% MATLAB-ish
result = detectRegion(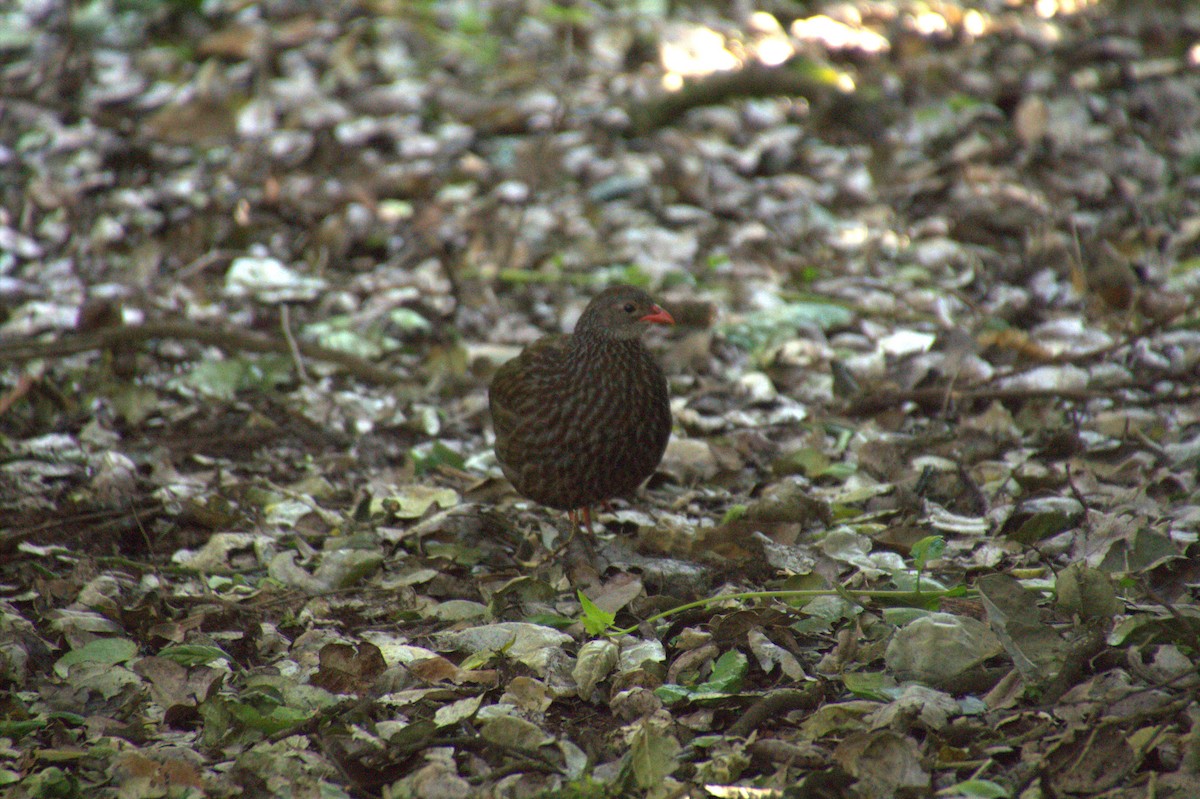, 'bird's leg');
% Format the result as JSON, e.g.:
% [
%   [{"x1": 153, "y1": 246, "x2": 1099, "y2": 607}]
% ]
[
  {"x1": 558, "y1": 509, "x2": 580, "y2": 552},
  {"x1": 567, "y1": 507, "x2": 595, "y2": 535},
  {"x1": 560, "y1": 506, "x2": 601, "y2": 586}
]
